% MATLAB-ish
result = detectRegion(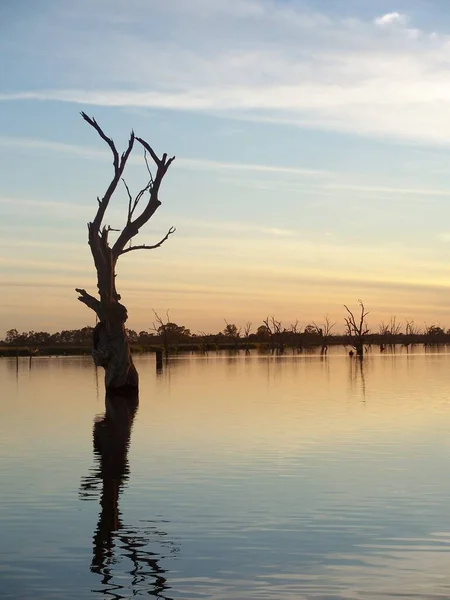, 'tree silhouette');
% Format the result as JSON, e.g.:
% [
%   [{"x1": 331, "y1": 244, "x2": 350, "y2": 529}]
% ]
[
  {"x1": 75, "y1": 113, "x2": 175, "y2": 391},
  {"x1": 344, "y1": 300, "x2": 369, "y2": 358}
]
